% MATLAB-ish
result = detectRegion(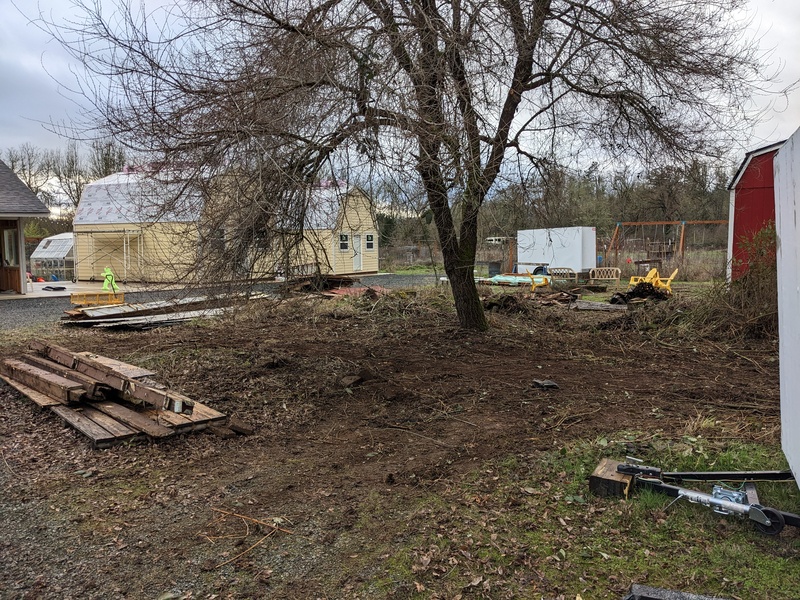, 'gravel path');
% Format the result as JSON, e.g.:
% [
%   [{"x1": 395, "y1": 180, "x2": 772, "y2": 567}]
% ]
[{"x1": 0, "y1": 274, "x2": 441, "y2": 331}]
